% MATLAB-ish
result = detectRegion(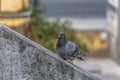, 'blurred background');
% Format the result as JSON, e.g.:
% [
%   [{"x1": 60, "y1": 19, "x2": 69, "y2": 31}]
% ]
[{"x1": 0, "y1": 0, "x2": 120, "y2": 80}]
